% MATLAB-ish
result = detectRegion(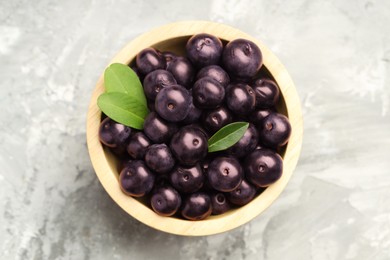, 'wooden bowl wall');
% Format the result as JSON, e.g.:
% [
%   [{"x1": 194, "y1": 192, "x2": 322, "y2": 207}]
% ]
[{"x1": 86, "y1": 21, "x2": 303, "y2": 236}]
